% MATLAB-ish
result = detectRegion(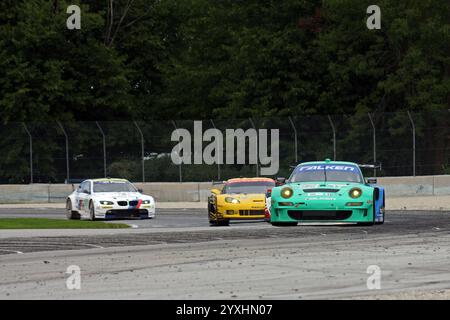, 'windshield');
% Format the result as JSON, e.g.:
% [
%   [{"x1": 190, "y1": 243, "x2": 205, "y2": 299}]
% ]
[
  {"x1": 289, "y1": 164, "x2": 363, "y2": 183},
  {"x1": 93, "y1": 181, "x2": 137, "y2": 193},
  {"x1": 222, "y1": 181, "x2": 275, "y2": 194}
]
